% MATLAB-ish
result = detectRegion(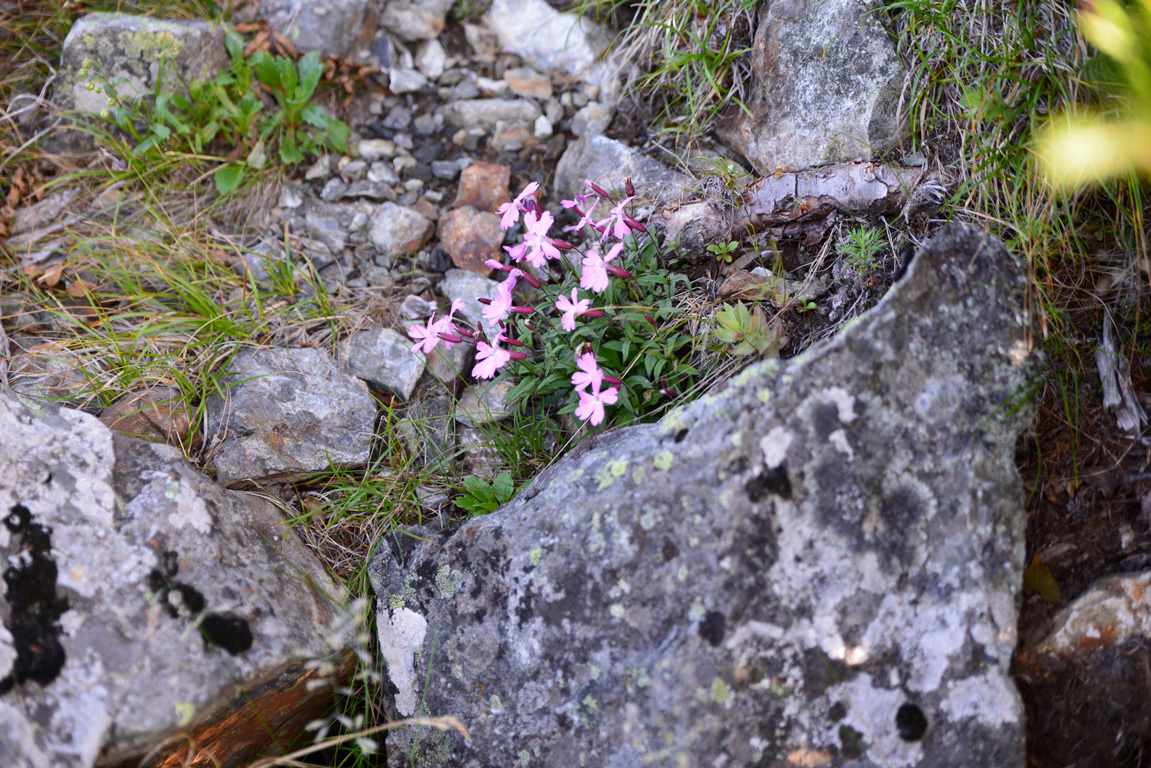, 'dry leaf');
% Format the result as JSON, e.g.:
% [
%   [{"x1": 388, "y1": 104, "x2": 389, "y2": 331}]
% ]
[
  {"x1": 38, "y1": 263, "x2": 65, "y2": 287},
  {"x1": 1023, "y1": 554, "x2": 1062, "y2": 603},
  {"x1": 65, "y1": 278, "x2": 93, "y2": 298}
]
